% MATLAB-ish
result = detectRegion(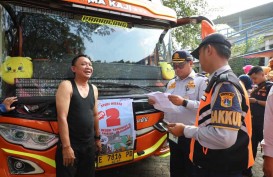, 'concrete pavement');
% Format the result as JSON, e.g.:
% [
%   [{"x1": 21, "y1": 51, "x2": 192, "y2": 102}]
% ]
[
  {"x1": 252, "y1": 146, "x2": 264, "y2": 177},
  {"x1": 96, "y1": 147, "x2": 264, "y2": 177}
]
